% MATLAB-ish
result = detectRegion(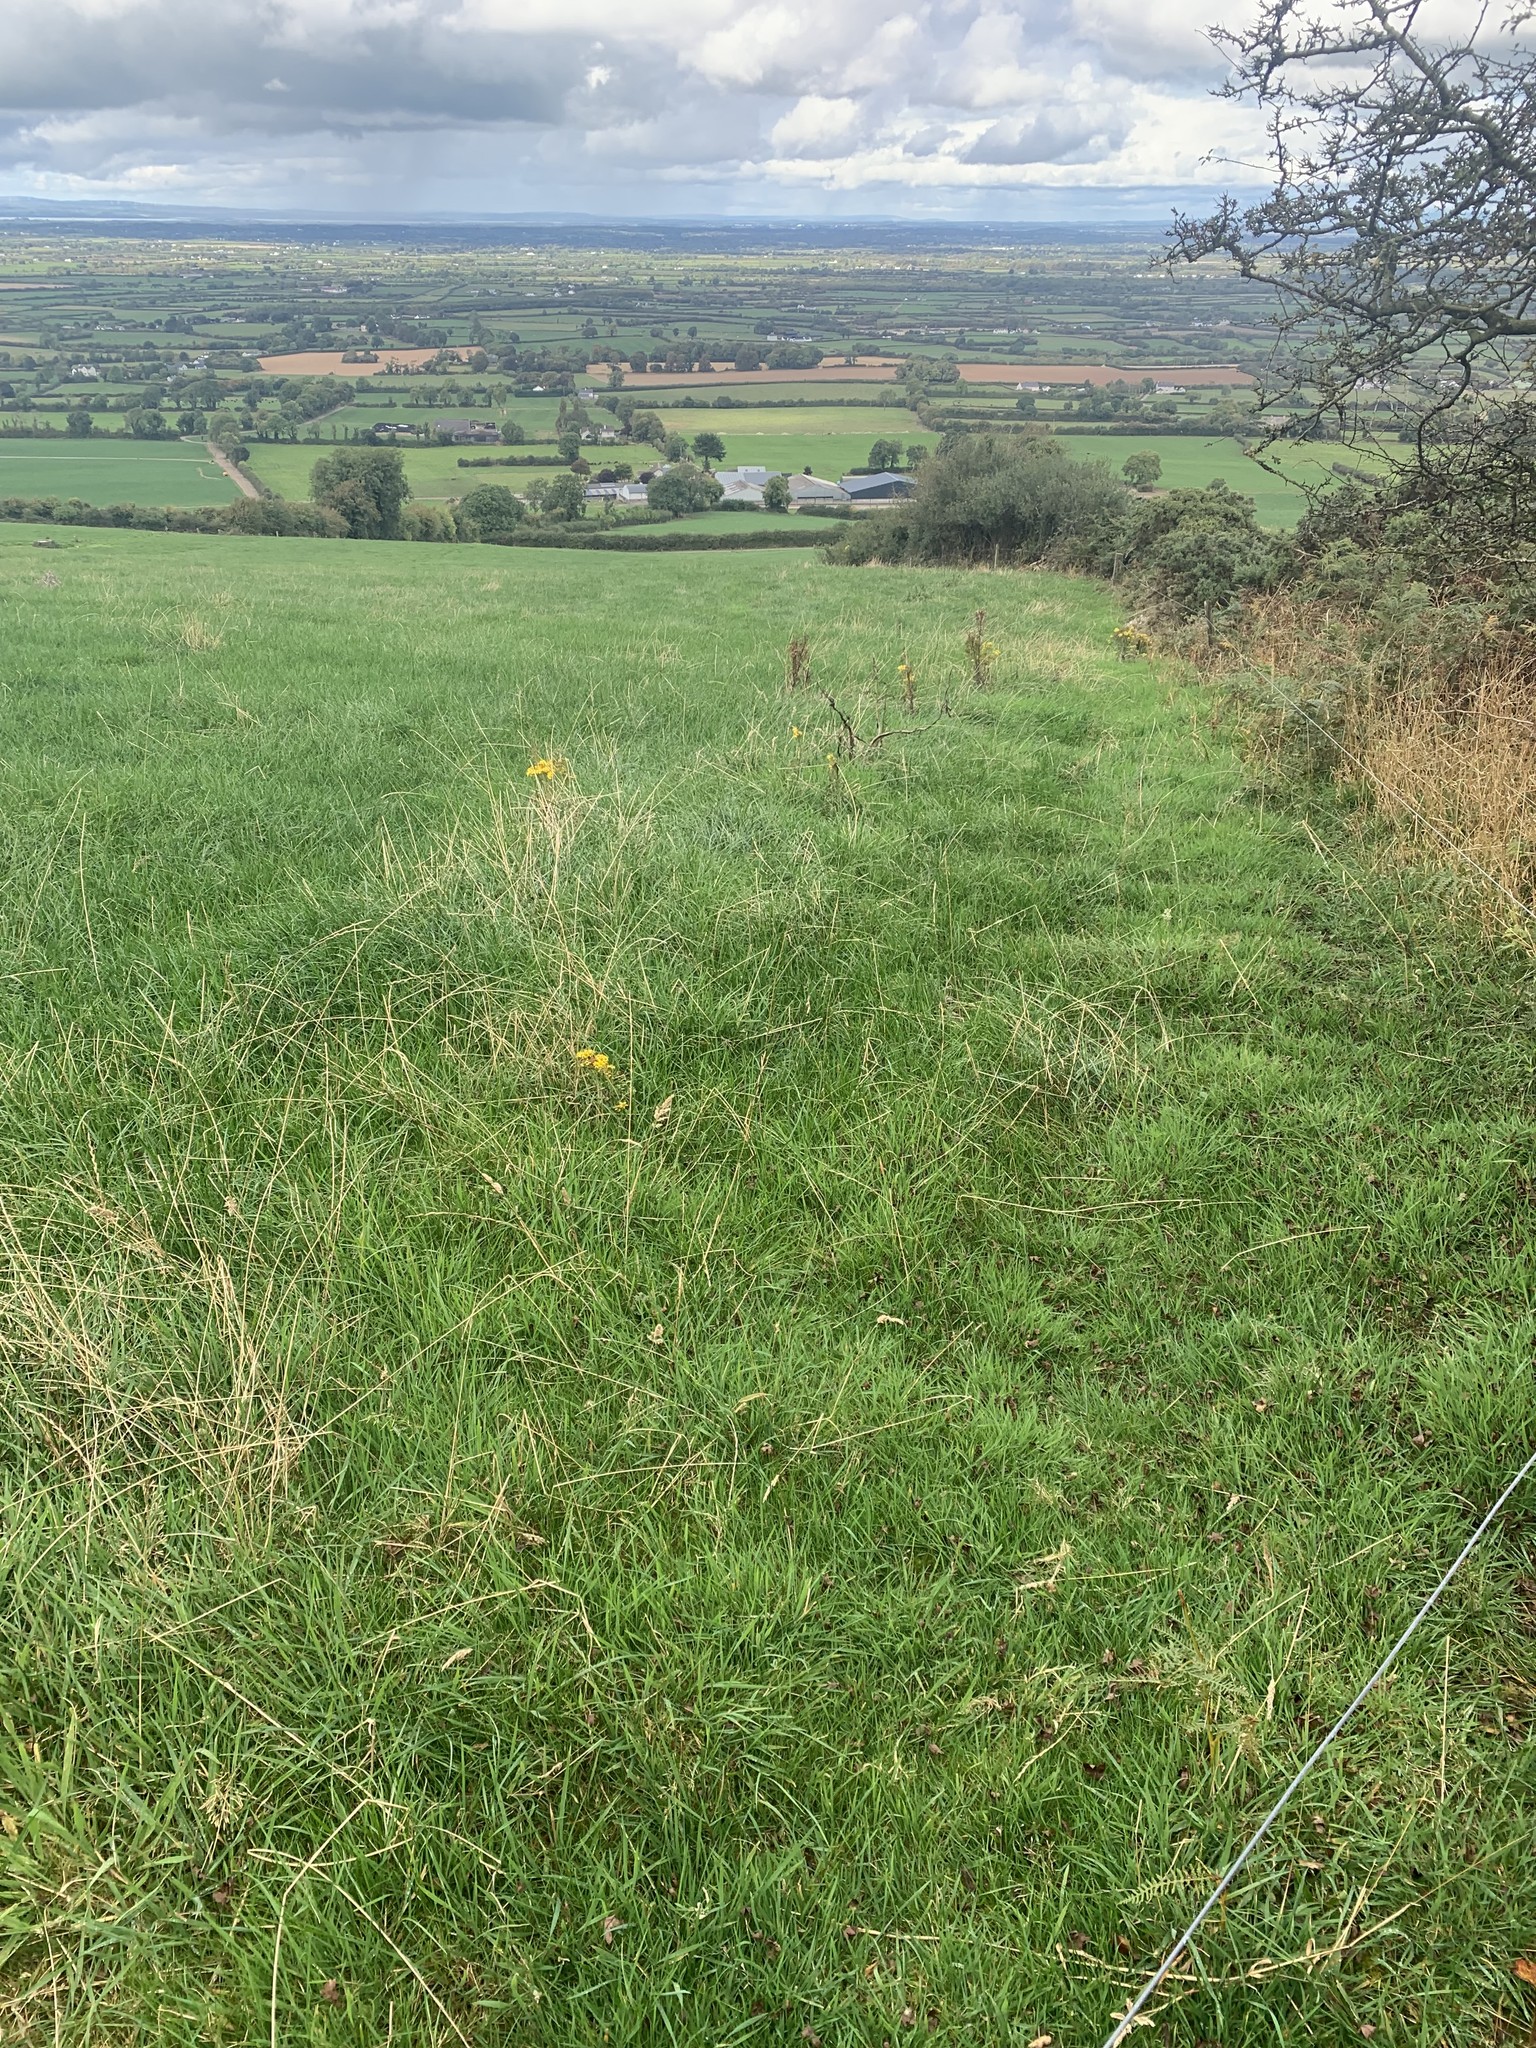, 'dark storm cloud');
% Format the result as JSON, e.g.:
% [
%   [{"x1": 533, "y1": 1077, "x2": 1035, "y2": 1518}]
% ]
[{"x1": 1, "y1": 0, "x2": 577, "y2": 128}]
